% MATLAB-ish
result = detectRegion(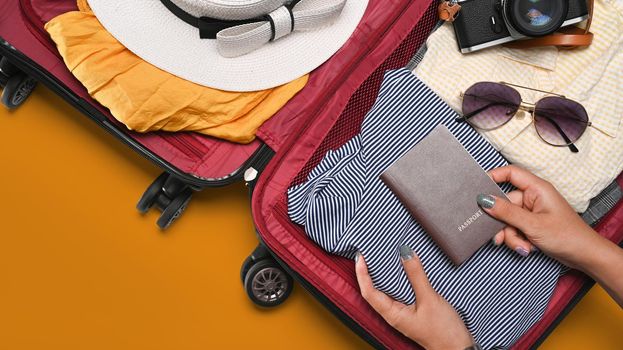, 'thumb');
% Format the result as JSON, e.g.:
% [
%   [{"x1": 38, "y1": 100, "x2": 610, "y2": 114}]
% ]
[{"x1": 477, "y1": 194, "x2": 537, "y2": 233}]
